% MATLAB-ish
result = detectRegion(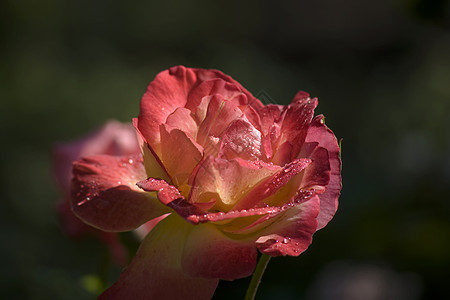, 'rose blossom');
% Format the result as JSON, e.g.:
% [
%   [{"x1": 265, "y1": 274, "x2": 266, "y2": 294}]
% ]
[{"x1": 70, "y1": 66, "x2": 341, "y2": 299}]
